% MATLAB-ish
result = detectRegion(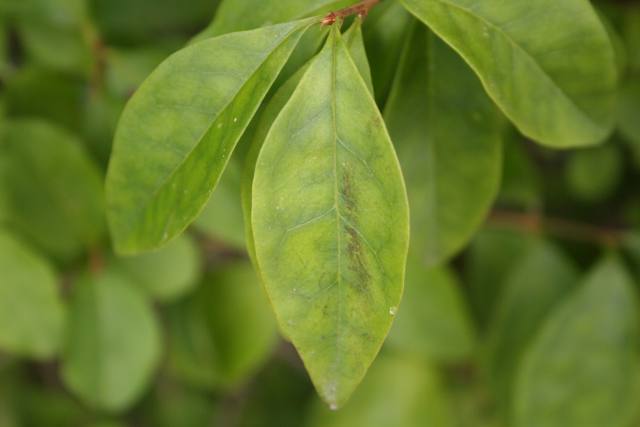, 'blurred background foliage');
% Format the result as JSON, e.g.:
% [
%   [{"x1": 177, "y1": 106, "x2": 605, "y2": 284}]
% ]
[{"x1": 0, "y1": 0, "x2": 640, "y2": 426}]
